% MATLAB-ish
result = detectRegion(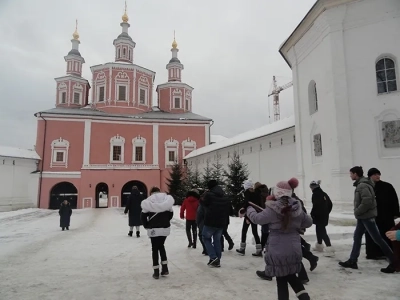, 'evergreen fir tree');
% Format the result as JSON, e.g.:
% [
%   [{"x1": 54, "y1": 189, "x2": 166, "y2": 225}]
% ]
[
  {"x1": 224, "y1": 151, "x2": 249, "y2": 215},
  {"x1": 212, "y1": 154, "x2": 226, "y2": 188},
  {"x1": 201, "y1": 159, "x2": 214, "y2": 189},
  {"x1": 166, "y1": 161, "x2": 186, "y2": 205}
]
